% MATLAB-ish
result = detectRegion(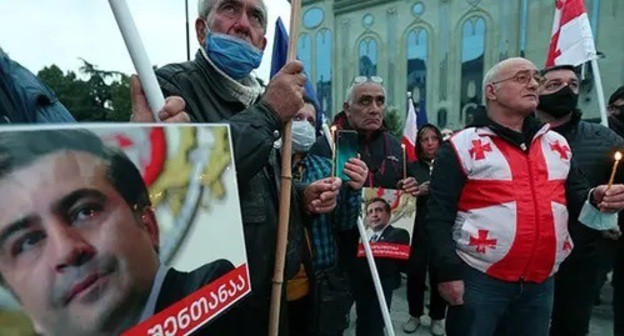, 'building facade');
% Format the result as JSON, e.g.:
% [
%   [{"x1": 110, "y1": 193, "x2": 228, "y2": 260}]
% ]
[{"x1": 298, "y1": 0, "x2": 624, "y2": 130}]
